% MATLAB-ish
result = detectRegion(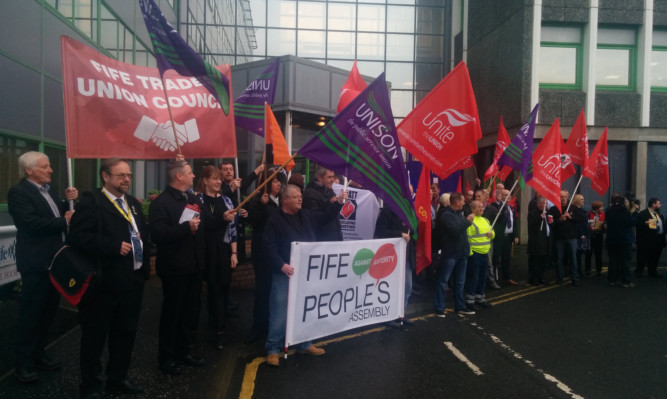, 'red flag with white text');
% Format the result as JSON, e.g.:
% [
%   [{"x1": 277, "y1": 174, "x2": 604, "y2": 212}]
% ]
[
  {"x1": 415, "y1": 165, "x2": 432, "y2": 274},
  {"x1": 565, "y1": 109, "x2": 589, "y2": 168},
  {"x1": 583, "y1": 128, "x2": 609, "y2": 196},
  {"x1": 397, "y1": 62, "x2": 481, "y2": 178},
  {"x1": 61, "y1": 36, "x2": 236, "y2": 159},
  {"x1": 337, "y1": 61, "x2": 367, "y2": 113},
  {"x1": 483, "y1": 116, "x2": 512, "y2": 181},
  {"x1": 527, "y1": 119, "x2": 564, "y2": 211}
]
